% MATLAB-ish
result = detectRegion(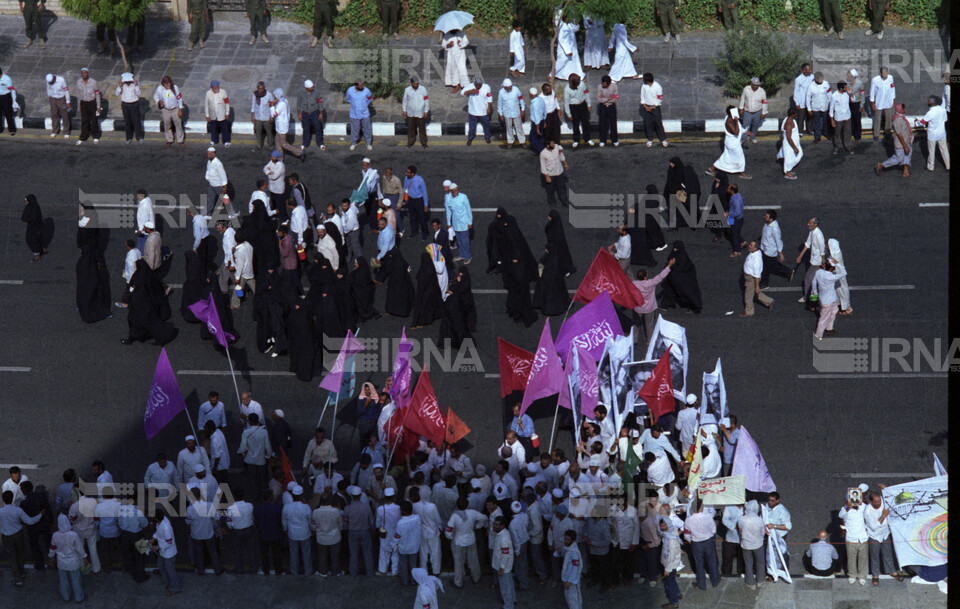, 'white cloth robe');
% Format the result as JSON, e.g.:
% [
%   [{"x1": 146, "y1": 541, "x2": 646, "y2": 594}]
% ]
[
  {"x1": 509, "y1": 29, "x2": 526, "y2": 73},
  {"x1": 607, "y1": 24, "x2": 638, "y2": 82},
  {"x1": 714, "y1": 118, "x2": 746, "y2": 173},
  {"x1": 776, "y1": 117, "x2": 803, "y2": 172},
  {"x1": 443, "y1": 32, "x2": 471, "y2": 88},
  {"x1": 554, "y1": 21, "x2": 584, "y2": 80},
  {"x1": 582, "y1": 16, "x2": 608, "y2": 68}
]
